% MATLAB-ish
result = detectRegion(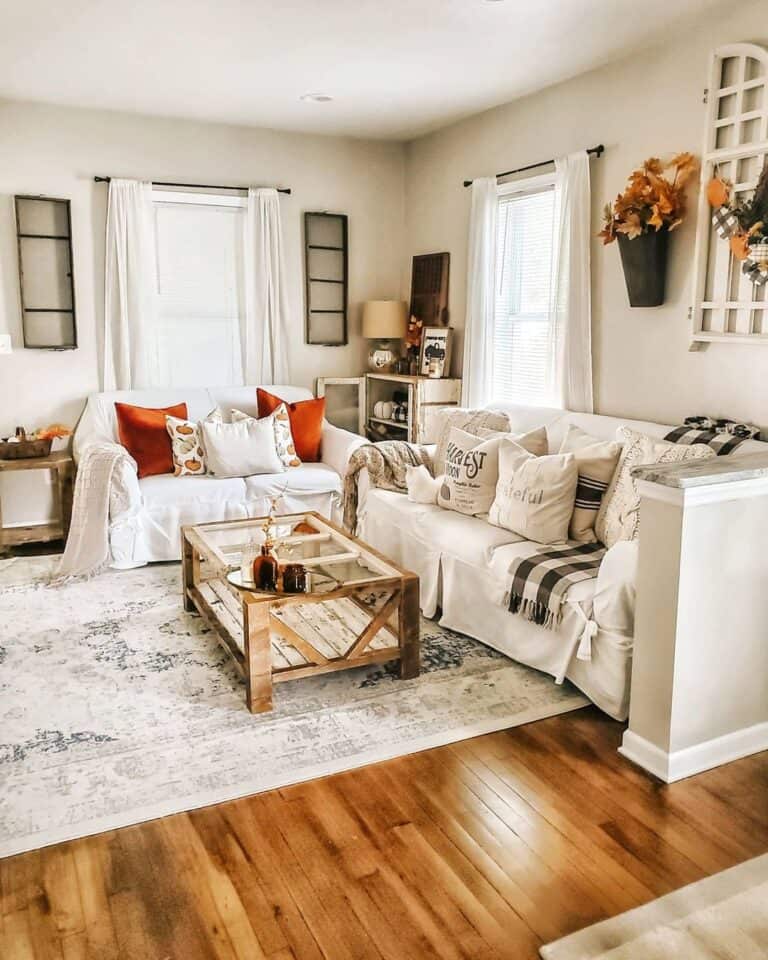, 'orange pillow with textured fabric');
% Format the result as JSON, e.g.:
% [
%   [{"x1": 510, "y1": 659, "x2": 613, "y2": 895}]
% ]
[
  {"x1": 257, "y1": 389, "x2": 325, "y2": 462},
  {"x1": 115, "y1": 401, "x2": 188, "y2": 478}
]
